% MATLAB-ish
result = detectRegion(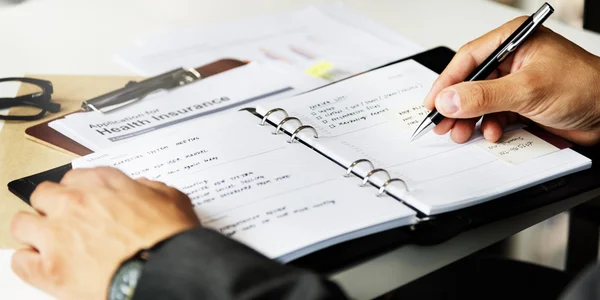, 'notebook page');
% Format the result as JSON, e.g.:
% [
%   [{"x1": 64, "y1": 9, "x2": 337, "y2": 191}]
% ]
[
  {"x1": 203, "y1": 178, "x2": 416, "y2": 262},
  {"x1": 73, "y1": 110, "x2": 417, "y2": 259},
  {"x1": 0, "y1": 250, "x2": 54, "y2": 299},
  {"x1": 255, "y1": 60, "x2": 592, "y2": 215}
]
